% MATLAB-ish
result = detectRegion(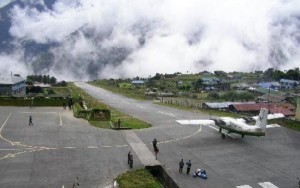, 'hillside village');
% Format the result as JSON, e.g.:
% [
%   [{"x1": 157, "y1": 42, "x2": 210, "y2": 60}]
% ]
[
  {"x1": 91, "y1": 68, "x2": 300, "y2": 120},
  {"x1": 0, "y1": 68, "x2": 300, "y2": 121}
]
